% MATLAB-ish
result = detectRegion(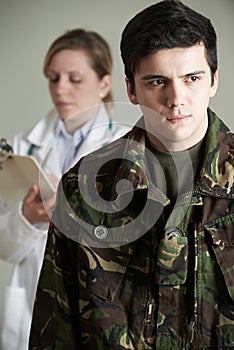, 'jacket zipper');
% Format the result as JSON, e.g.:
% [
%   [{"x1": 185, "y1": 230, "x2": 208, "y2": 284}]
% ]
[
  {"x1": 188, "y1": 227, "x2": 199, "y2": 345},
  {"x1": 145, "y1": 302, "x2": 154, "y2": 324},
  {"x1": 144, "y1": 231, "x2": 157, "y2": 325}
]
